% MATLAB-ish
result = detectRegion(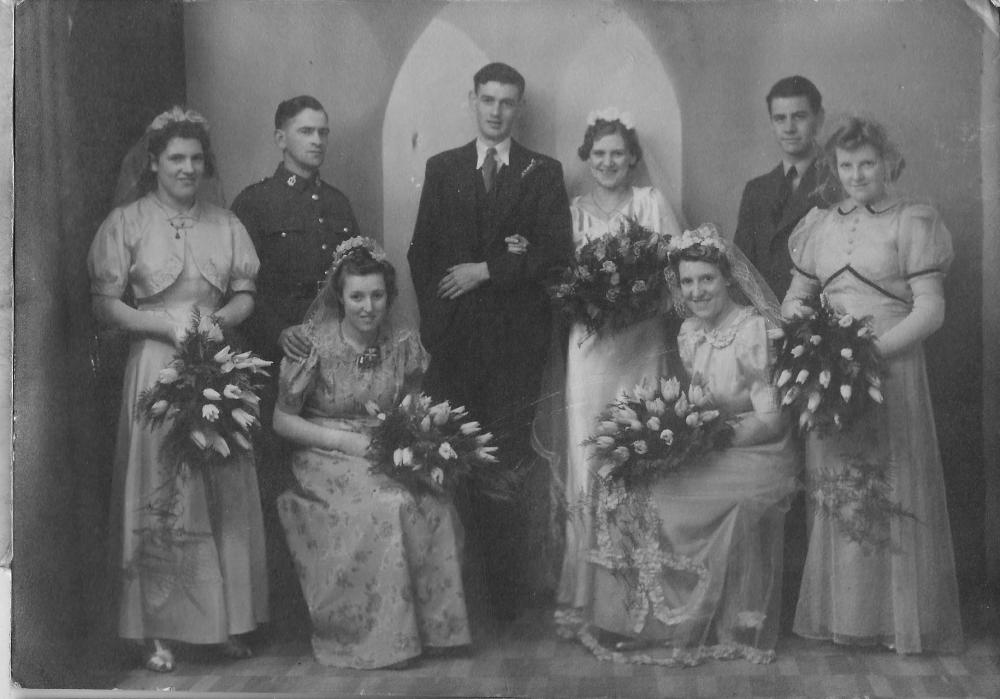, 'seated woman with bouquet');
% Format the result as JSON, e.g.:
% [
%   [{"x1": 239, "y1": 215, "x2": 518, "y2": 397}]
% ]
[
  {"x1": 272, "y1": 237, "x2": 470, "y2": 669},
  {"x1": 87, "y1": 108, "x2": 268, "y2": 672},
  {"x1": 563, "y1": 225, "x2": 798, "y2": 666},
  {"x1": 553, "y1": 109, "x2": 683, "y2": 612},
  {"x1": 784, "y1": 117, "x2": 963, "y2": 654}
]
